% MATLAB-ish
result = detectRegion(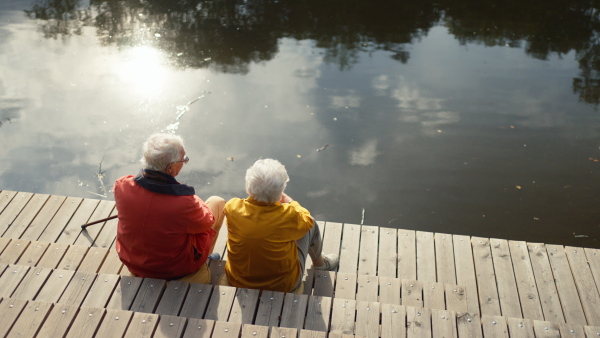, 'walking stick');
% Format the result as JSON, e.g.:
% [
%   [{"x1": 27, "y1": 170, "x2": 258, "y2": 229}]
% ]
[{"x1": 81, "y1": 215, "x2": 118, "y2": 229}]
